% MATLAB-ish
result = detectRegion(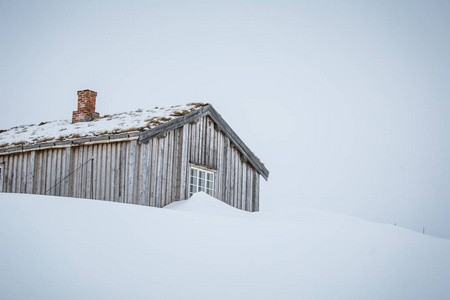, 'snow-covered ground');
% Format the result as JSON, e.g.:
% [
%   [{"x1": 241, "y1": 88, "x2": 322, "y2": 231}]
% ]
[{"x1": 1, "y1": 192, "x2": 449, "y2": 300}]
